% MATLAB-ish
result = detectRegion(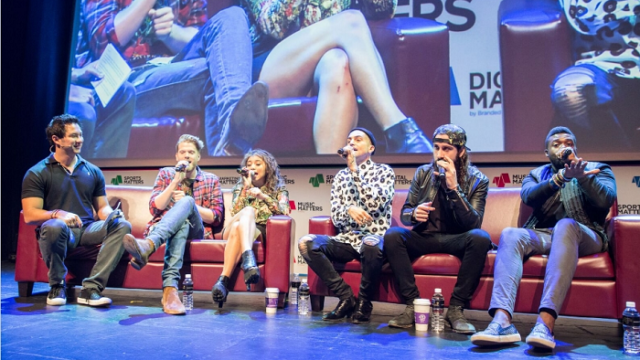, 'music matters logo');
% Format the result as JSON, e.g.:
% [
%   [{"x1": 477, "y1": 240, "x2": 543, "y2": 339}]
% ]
[
  {"x1": 289, "y1": 201, "x2": 296, "y2": 211},
  {"x1": 492, "y1": 172, "x2": 527, "y2": 187},
  {"x1": 492, "y1": 173, "x2": 510, "y2": 187}
]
